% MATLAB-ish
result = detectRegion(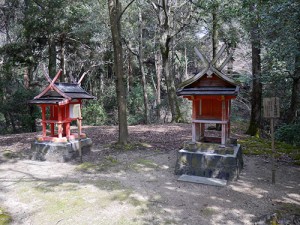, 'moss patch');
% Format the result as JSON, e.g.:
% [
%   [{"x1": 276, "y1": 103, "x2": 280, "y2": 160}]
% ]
[
  {"x1": 130, "y1": 158, "x2": 159, "y2": 172},
  {"x1": 239, "y1": 137, "x2": 300, "y2": 164},
  {"x1": 76, "y1": 156, "x2": 119, "y2": 173},
  {"x1": 2, "y1": 150, "x2": 19, "y2": 159},
  {"x1": 16, "y1": 179, "x2": 145, "y2": 225},
  {"x1": 0, "y1": 208, "x2": 12, "y2": 225}
]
